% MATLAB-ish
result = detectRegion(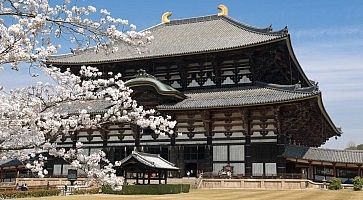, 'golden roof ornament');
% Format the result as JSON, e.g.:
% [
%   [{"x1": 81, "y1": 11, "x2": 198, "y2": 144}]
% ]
[
  {"x1": 161, "y1": 11, "x2": 172, "y2": 24},
  {"x1": 217, "y1": 4, "x2": 228, "y2": 16}
]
